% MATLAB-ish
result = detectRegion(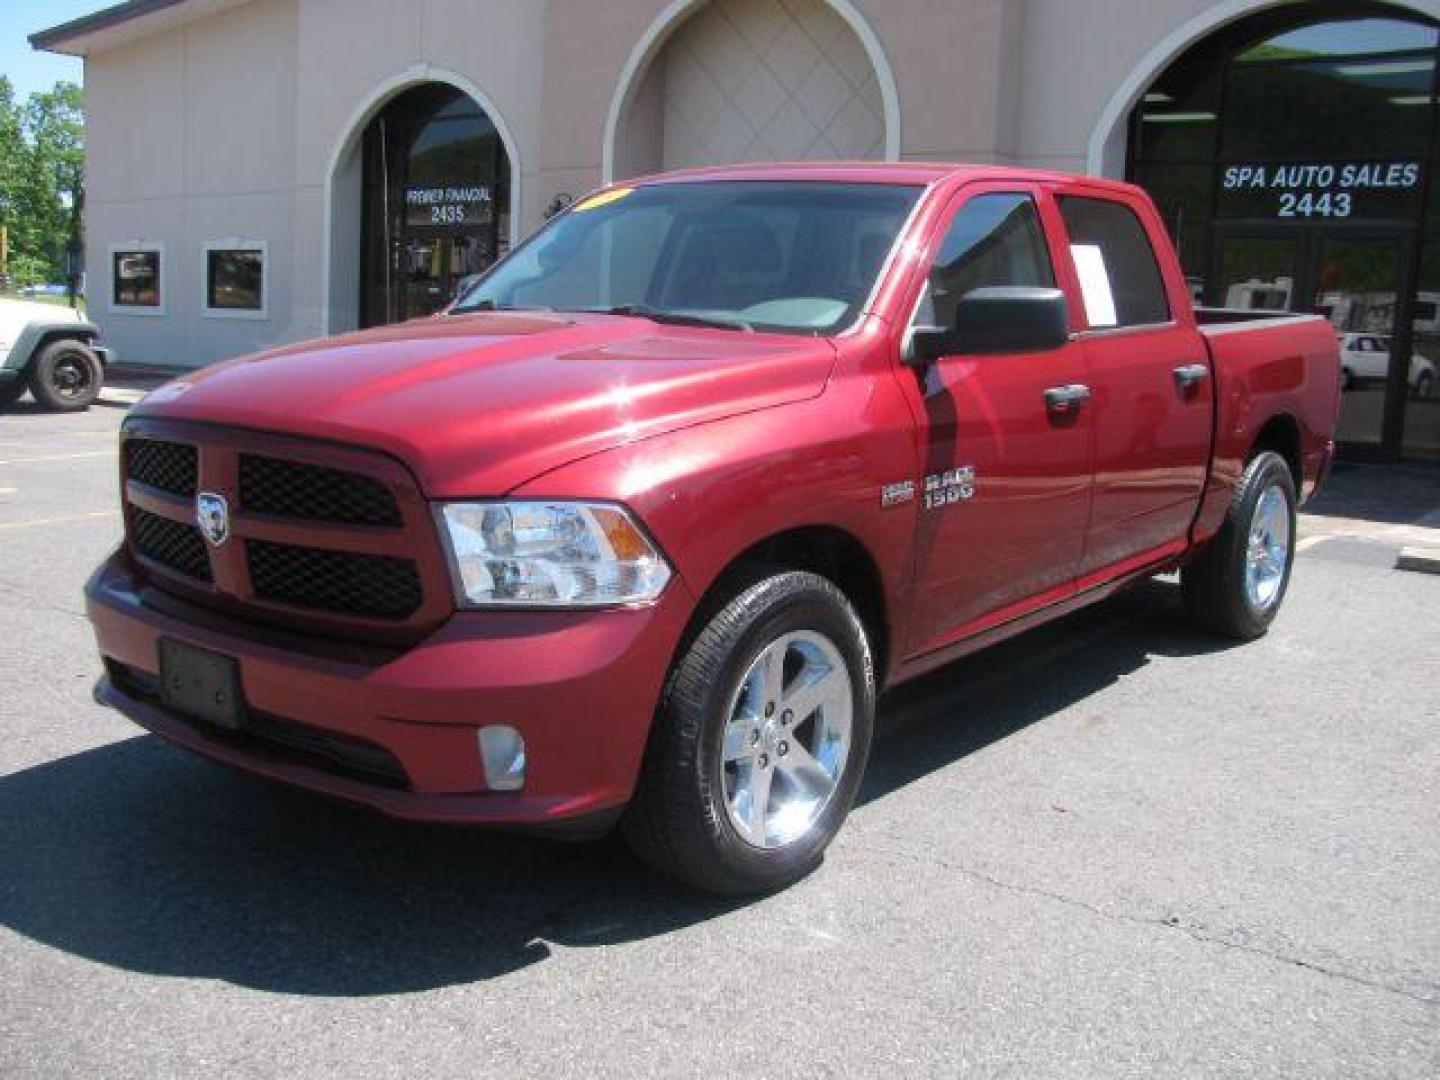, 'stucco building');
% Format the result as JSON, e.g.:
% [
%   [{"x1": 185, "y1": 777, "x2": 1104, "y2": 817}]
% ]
[{"x1": 32, "y1": 0, "x2": 1440, "y2": 458}]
